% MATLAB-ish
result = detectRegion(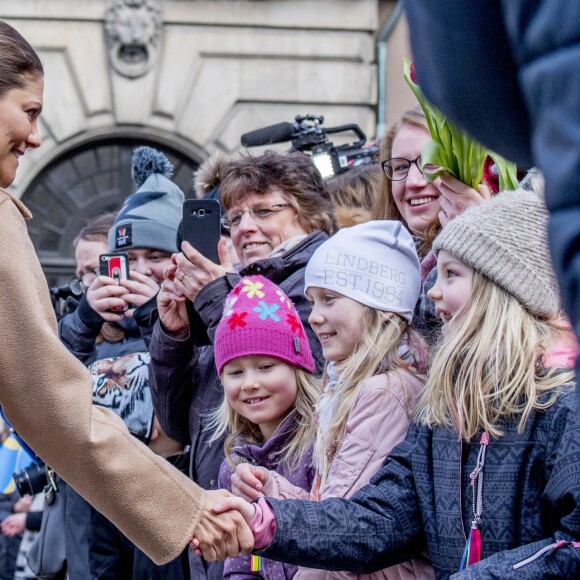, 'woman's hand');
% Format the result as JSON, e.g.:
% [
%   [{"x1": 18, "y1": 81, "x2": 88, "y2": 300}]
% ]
[
  {"x1": 231, "y1": 463, "x2": 269, "y2": 501},
  {"x1": 437, "y1": 173, "x2": 492, "y2": 227},
  {"x1": 173, "y1": 239, "x2": 233, "y2": 303},
  {"x1": 191, "y1": 493, "x2": 256, "y2": 560},
  {"x1": 85, "y1": 275, "x2": 130, "y2": 322},
  {"x1": 191, "y1": 489, "x2": 255, "y2": 561},
  {"x1": 121, "y1": 271, "x2": 161, "y2": 317},
  {"x1": 157, "y1": 263, "x2": 190, "y2": 335}
]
